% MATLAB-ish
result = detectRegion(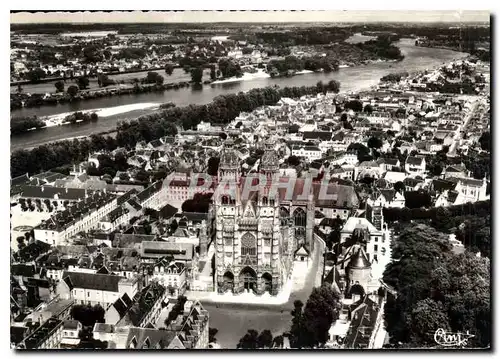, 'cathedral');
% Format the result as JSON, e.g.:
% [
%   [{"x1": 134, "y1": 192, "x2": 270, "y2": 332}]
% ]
[{"x1": 211, "y1": 140, "x2": 359, "y2": 296}]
